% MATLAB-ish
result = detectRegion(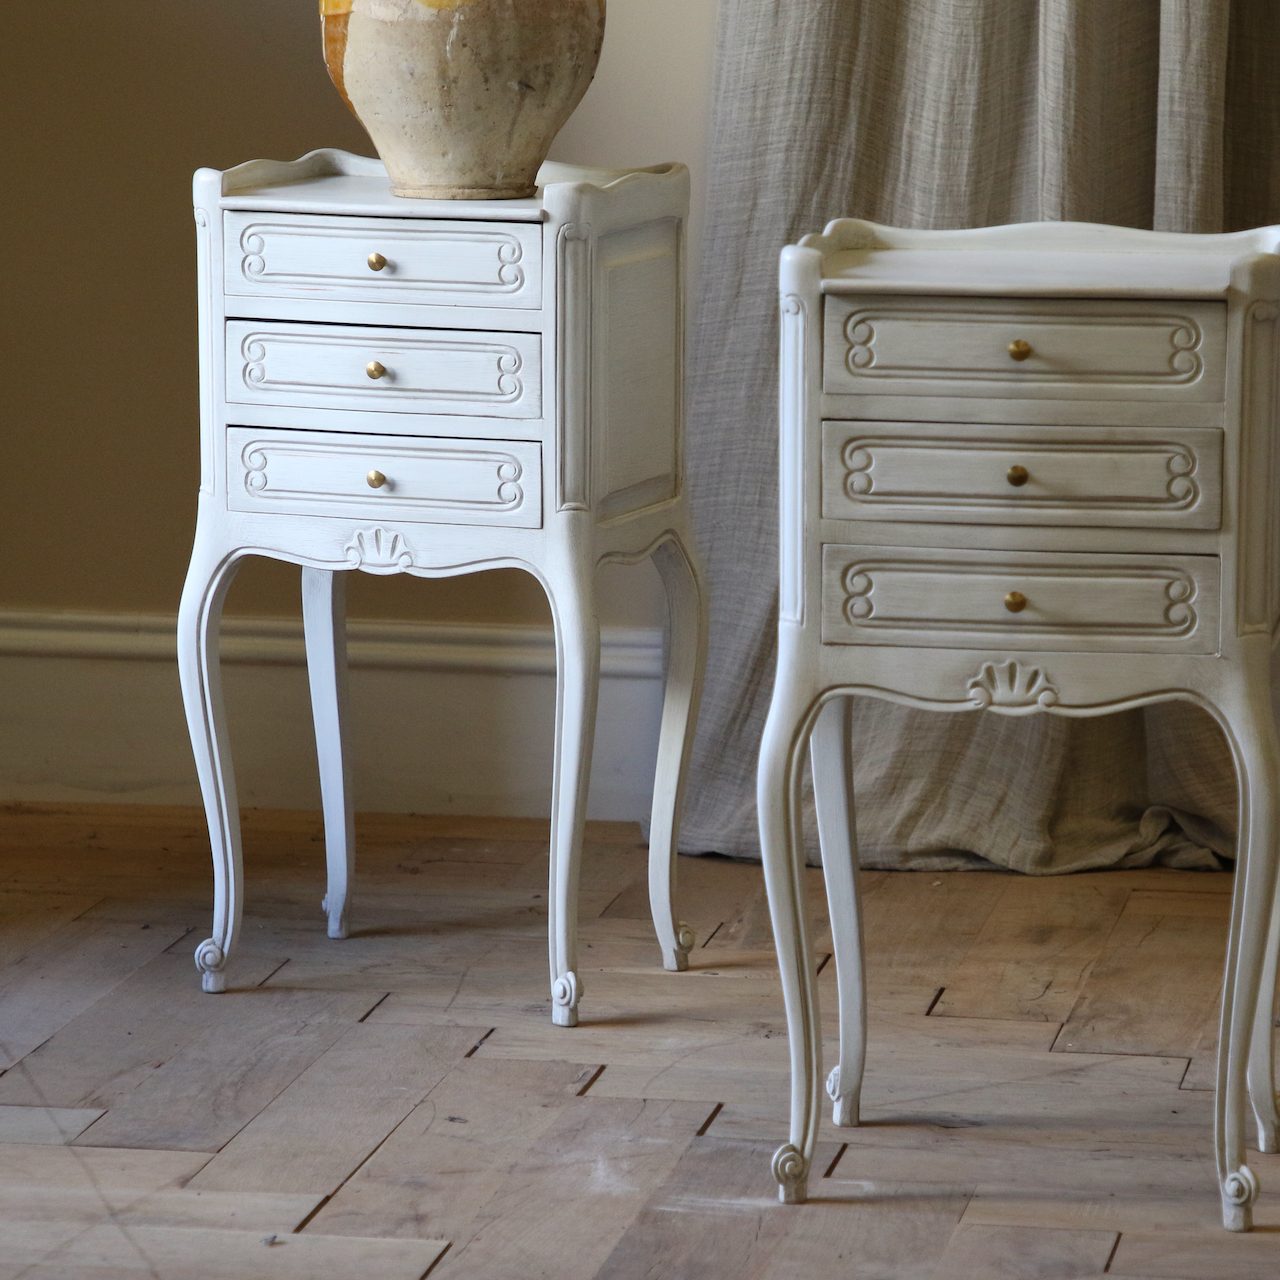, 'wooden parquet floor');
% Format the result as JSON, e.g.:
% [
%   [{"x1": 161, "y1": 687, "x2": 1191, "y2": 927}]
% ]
[{"x1": 0, "y1": 803, "x2": 1275, "y2": 1278}]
